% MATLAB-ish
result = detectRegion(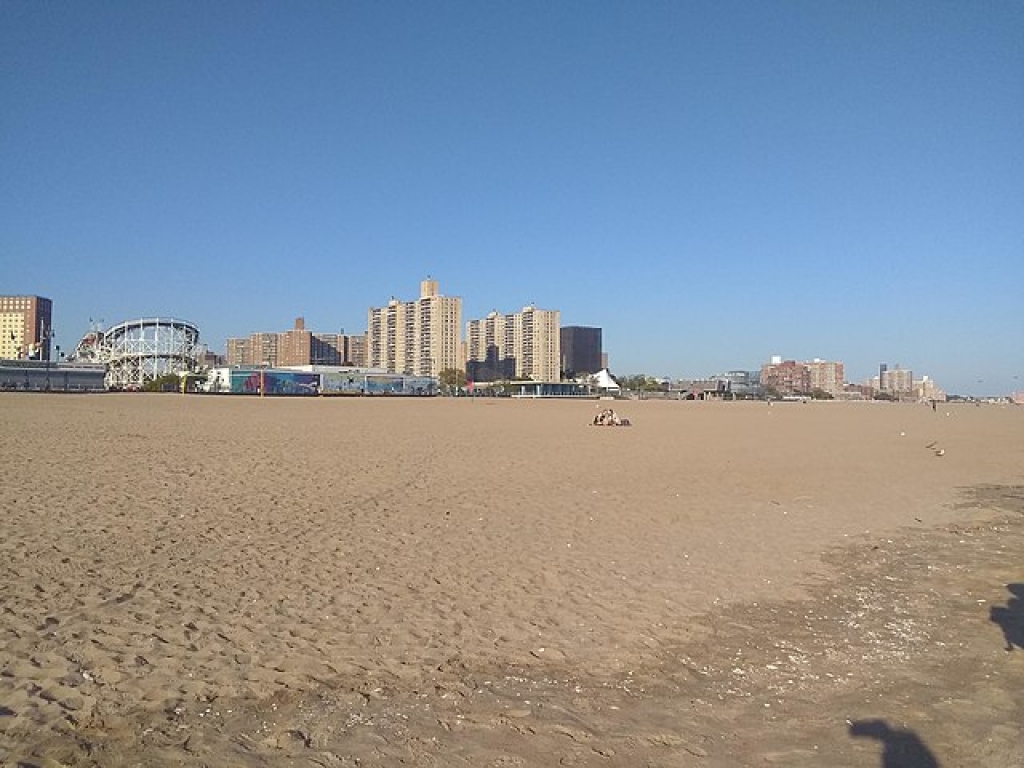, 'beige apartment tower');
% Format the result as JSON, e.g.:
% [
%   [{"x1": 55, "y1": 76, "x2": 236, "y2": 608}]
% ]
[
  {"x1": 466, "y1": 305, "x2": 561, "y2": 382},
  {"x1": 880, "y1": 365, "x2": 914, "y2": 396},
  {"x1": 367, "y1": 279, "x2": 462, "y2": 377}
]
